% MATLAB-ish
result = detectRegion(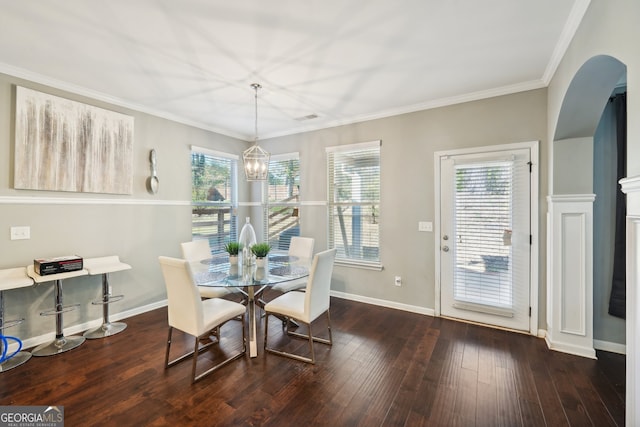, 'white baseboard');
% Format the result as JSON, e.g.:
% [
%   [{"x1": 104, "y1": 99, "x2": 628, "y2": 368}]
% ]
[
  {"x1": 5, "y1": 299, "x2": 168, "y2": 354},
  {"x1": 593, "y1": 339, "x2": 626, "y2": 355},
  {"x1": 330, "y1": 290, "x2": 435, "y2": 316},
  {"x1": 538, "y1": 330, "x2": 625, "y2": 356},
  {"x1": 545, "y1": 335, "x2": 597, "y2": 359}
]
